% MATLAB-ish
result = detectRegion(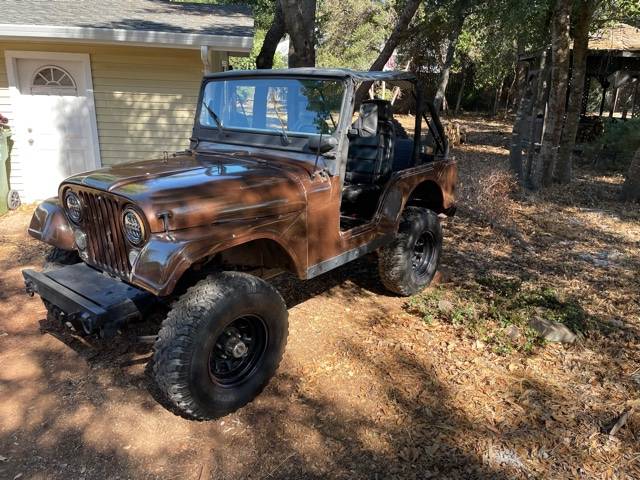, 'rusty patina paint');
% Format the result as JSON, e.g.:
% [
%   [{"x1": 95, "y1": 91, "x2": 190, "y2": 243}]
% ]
[{"x1": 28, "y1": 147, "x2": 456, "y2": 296}]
